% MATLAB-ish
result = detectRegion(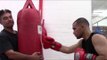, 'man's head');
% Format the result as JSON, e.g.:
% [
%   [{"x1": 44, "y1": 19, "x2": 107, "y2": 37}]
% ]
[
  {"x1": 0, "y1": 9, "x2": 14, "y2": 28},
  {"x1": 72, "y1": 17, "x2": 90, "y2": 39}
]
